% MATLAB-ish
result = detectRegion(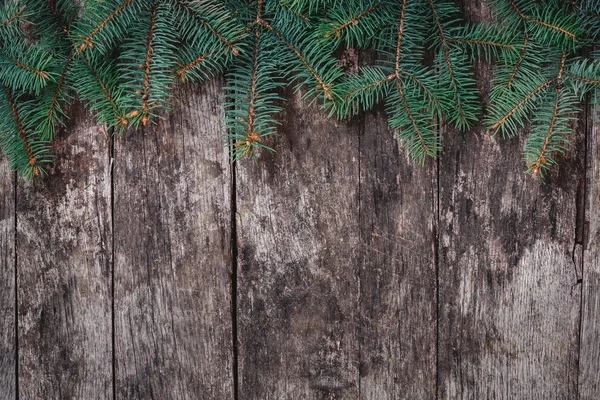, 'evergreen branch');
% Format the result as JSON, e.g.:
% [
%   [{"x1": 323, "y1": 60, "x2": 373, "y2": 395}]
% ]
[
  {"x1": 77, "y1": 0, "x2": 135, "y2": 51},
  {"x1": 0, "y1": 86, "x2": 53, "y2": 179},
  {"x1": 396, "y1": 80, "x2": 431, "y2": 160},
  {"x1": 528, "y1": 53, "x2": 566, "y2": 175},
  {"x1": 394, "y1": 0, "x2": 408, "y2": 78},
  {"x1": 4, "y1": 87, "x2": 38, "y2": 170},
  {"x1": 141, "y1": 4, "x2": 158, "y2": 126},
  {"x1": 176, "y1": 0, "x2": 241, "y2": 55},
  {"x1": 332, "y1": 67, "x2": 393, "y2": 117},
  {"x1": 278, "y1": 0, "x2": 311, "y2": 22},
  {"x1": 37, "y1": 51, "x2": 76, "y2": 140},
  {"x1": 510, "y1": 1, "x2": 577, "y2": 40},
  {"x1": 74, "y1": 55, "x2": 130, "y2": 130},
  {"x1": 447, "y1": 38, "x2": 513, "y2": 48},
  {"x1": 258, "y1": 18, "x2": 336, "y2": 100},
  {"x1": 569, "y1": 74, "x2": 600, "y2": 85},
  {"x1": 428, "y1": 0, "x2": 472, "y2": 128},
  {"x1": 119, "y1": 2, "x2": 178, "y2": 128},
  {"x1": 0, "y1": 42, "x2": 56, "y2": 94},
  {"x1": 343, "y1": 74, "x2": 394, "y2": 100},
  {"x1": 507, "y1": 34, "x2": 528, "y2": 89},
  {"x1": 399, "y1": 69, "x2": 442, "y2": 114},
  {"x1": 324, "y1": 1, "x2": 382, "y2": 38},
  {"x1": 176, "y1": 53, "x2": 211, "y2": 81},
  {"x1": 490, "y1": 78, "x2": 554, "y2": 130},
  {"x1": 2, "y1": 7, "x2": 24, "y2": 26},
  {"x1": 226, "y1": 0, "x2": 284, "y2": 160},
  {"x1": 387, "y1": 76, "x2": 440, "y2": 162},
  {"x1": 83, "y1": 59, "x2": 122, "y2": 121}
]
